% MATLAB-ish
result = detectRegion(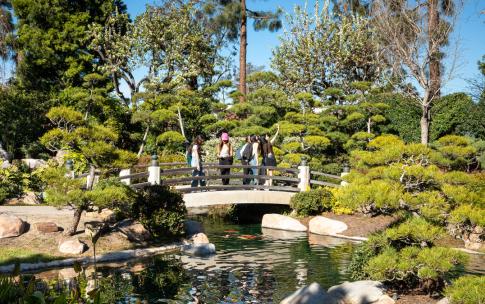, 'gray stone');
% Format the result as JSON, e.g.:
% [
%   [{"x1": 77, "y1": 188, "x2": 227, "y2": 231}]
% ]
[
  {"x1": 309, "y1": 216, "x2": 348, "y2": 236},
  {"x1": 184, "y1": 220, "x2": 204, "y2": 236},
  {"x1": 280, "y1": 282, "x2": 335, "y2": 304},
  {"x1": 1, "y1": 160, "x2": 10, "y2": 169},
  {"x1": 261, "y1": 214, "x2": 307, "y2": 232},
  {"x1": 190, "y1": 232, "x2": 210, "y2": 244},
  {"x1": 34, "y1": 222, "x2": 60, "y2": 233},
  {"x1": 328, "y1": 280, "x2": 387, "y2": 304},
  {"x1": 182, "y1": 243, "x2": 216, "y2": 257},
  {"x1": 375, "y1": 295, "x2": 396, "y2": 304},
  {"x1": 117, "y1": 219, "x2": 151, "y2": 242},
  {"x1": 0, "y1": 213, "x2": 28, "y2": 238},
  {"x1": 21, "y1": 158, "x2": 47, "y2": 169},
  {"x1": 436, "y1": 297, "x2": 449, "y2": 304},
  {"x1": 59, "y1": 239, "x2": 87, "y2": 255}
]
